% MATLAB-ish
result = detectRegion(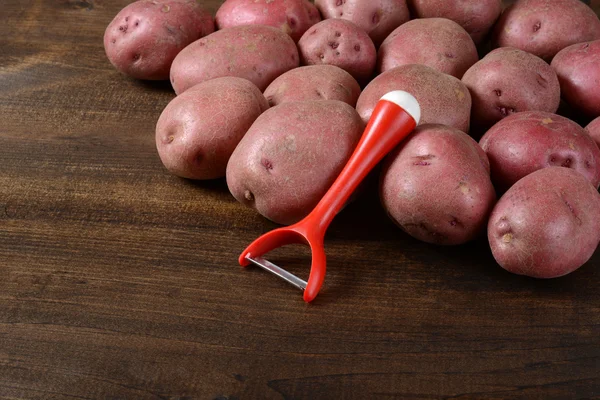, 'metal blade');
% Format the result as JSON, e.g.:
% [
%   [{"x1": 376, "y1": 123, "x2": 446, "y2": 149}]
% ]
[{"x1": 245, "y1": 255, "x2": 307, "y2": 291}]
